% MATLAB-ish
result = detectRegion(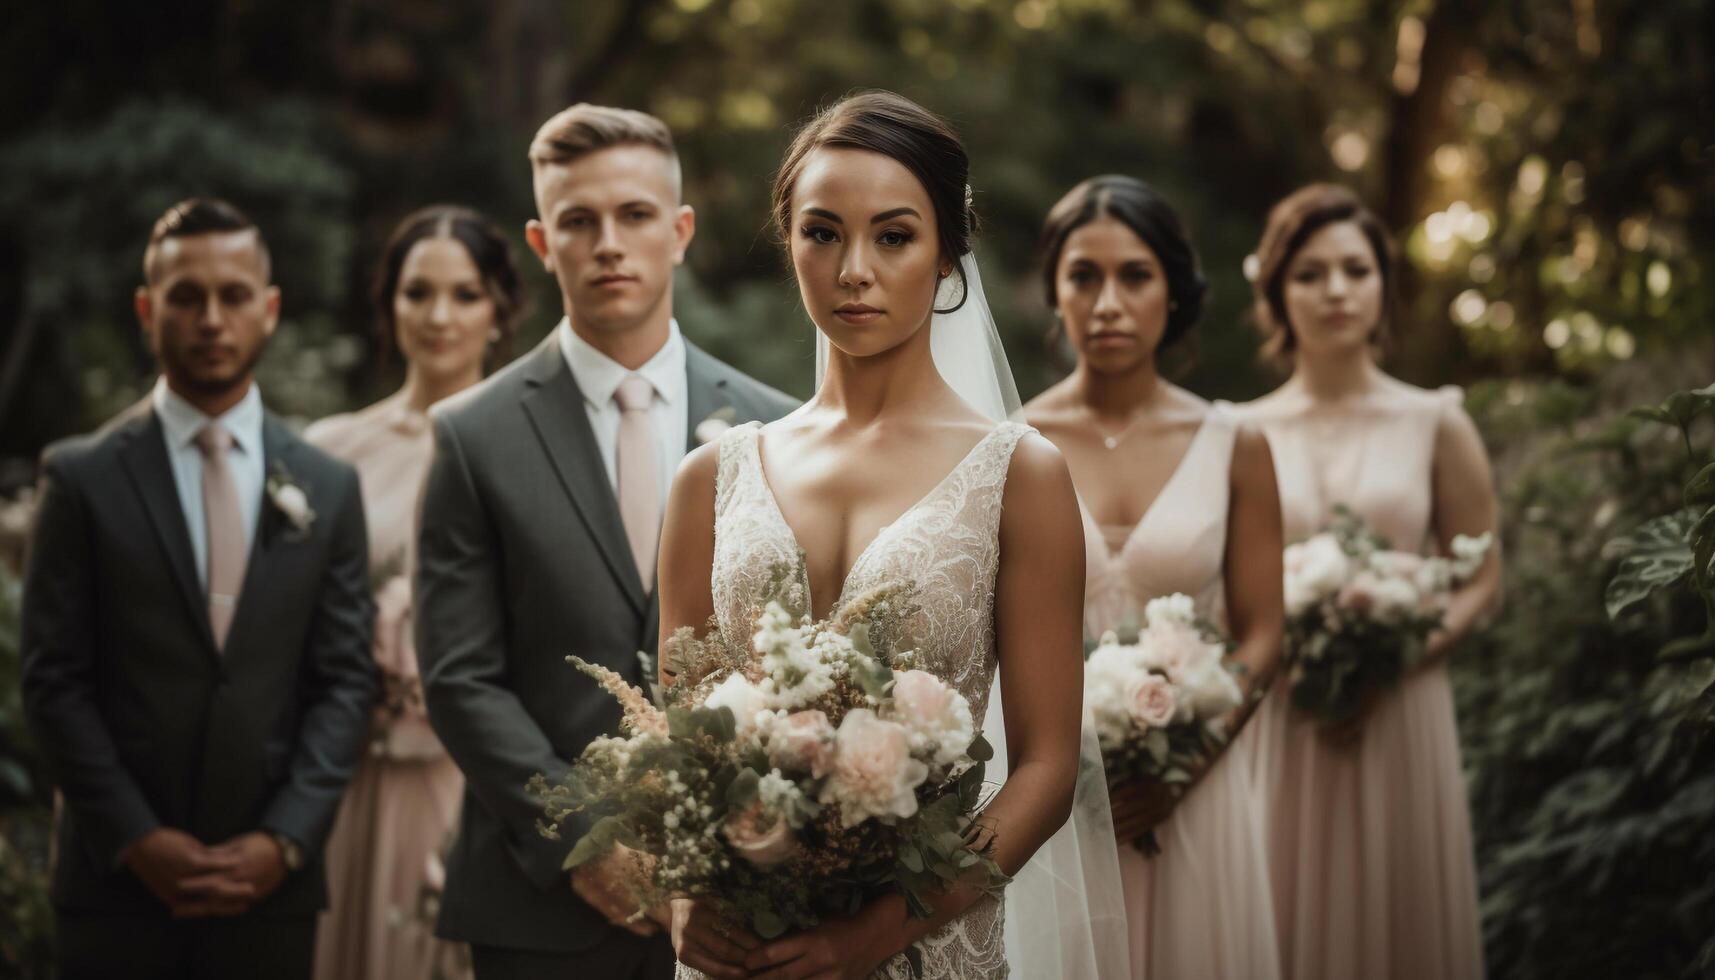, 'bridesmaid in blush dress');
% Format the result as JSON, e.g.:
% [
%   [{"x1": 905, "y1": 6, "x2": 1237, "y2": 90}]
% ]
[
  {"x1": 306, "y1": 206, "x2": 525, "y2": 980},
  {"x1": 1236, "y1": 184, "x2": 1500, "y2": 980},
  {"x1": 1023, "y1": 175, "x2": 1286, "y2": 980}
]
